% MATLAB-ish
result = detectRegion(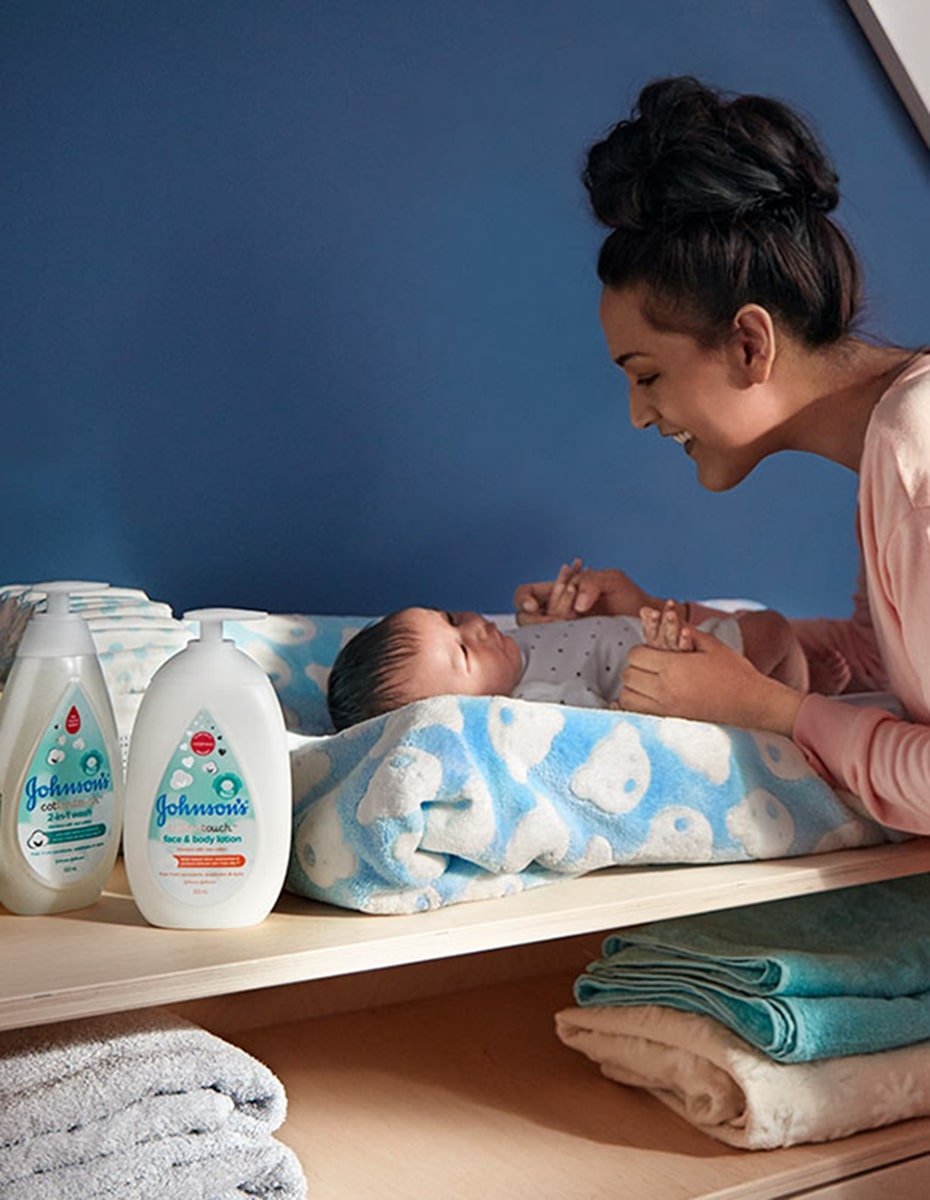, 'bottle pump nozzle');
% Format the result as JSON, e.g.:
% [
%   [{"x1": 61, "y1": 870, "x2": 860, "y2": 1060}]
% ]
[
  {"x1": 34, "y1": 581, "x2": 110, "y2": 616},
  {"x1": 18, "y1": 581, "x2": 111, "y2": 658},
  {"x1": 183, "y1": 608, "x2": 269, "y2": 644}
]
